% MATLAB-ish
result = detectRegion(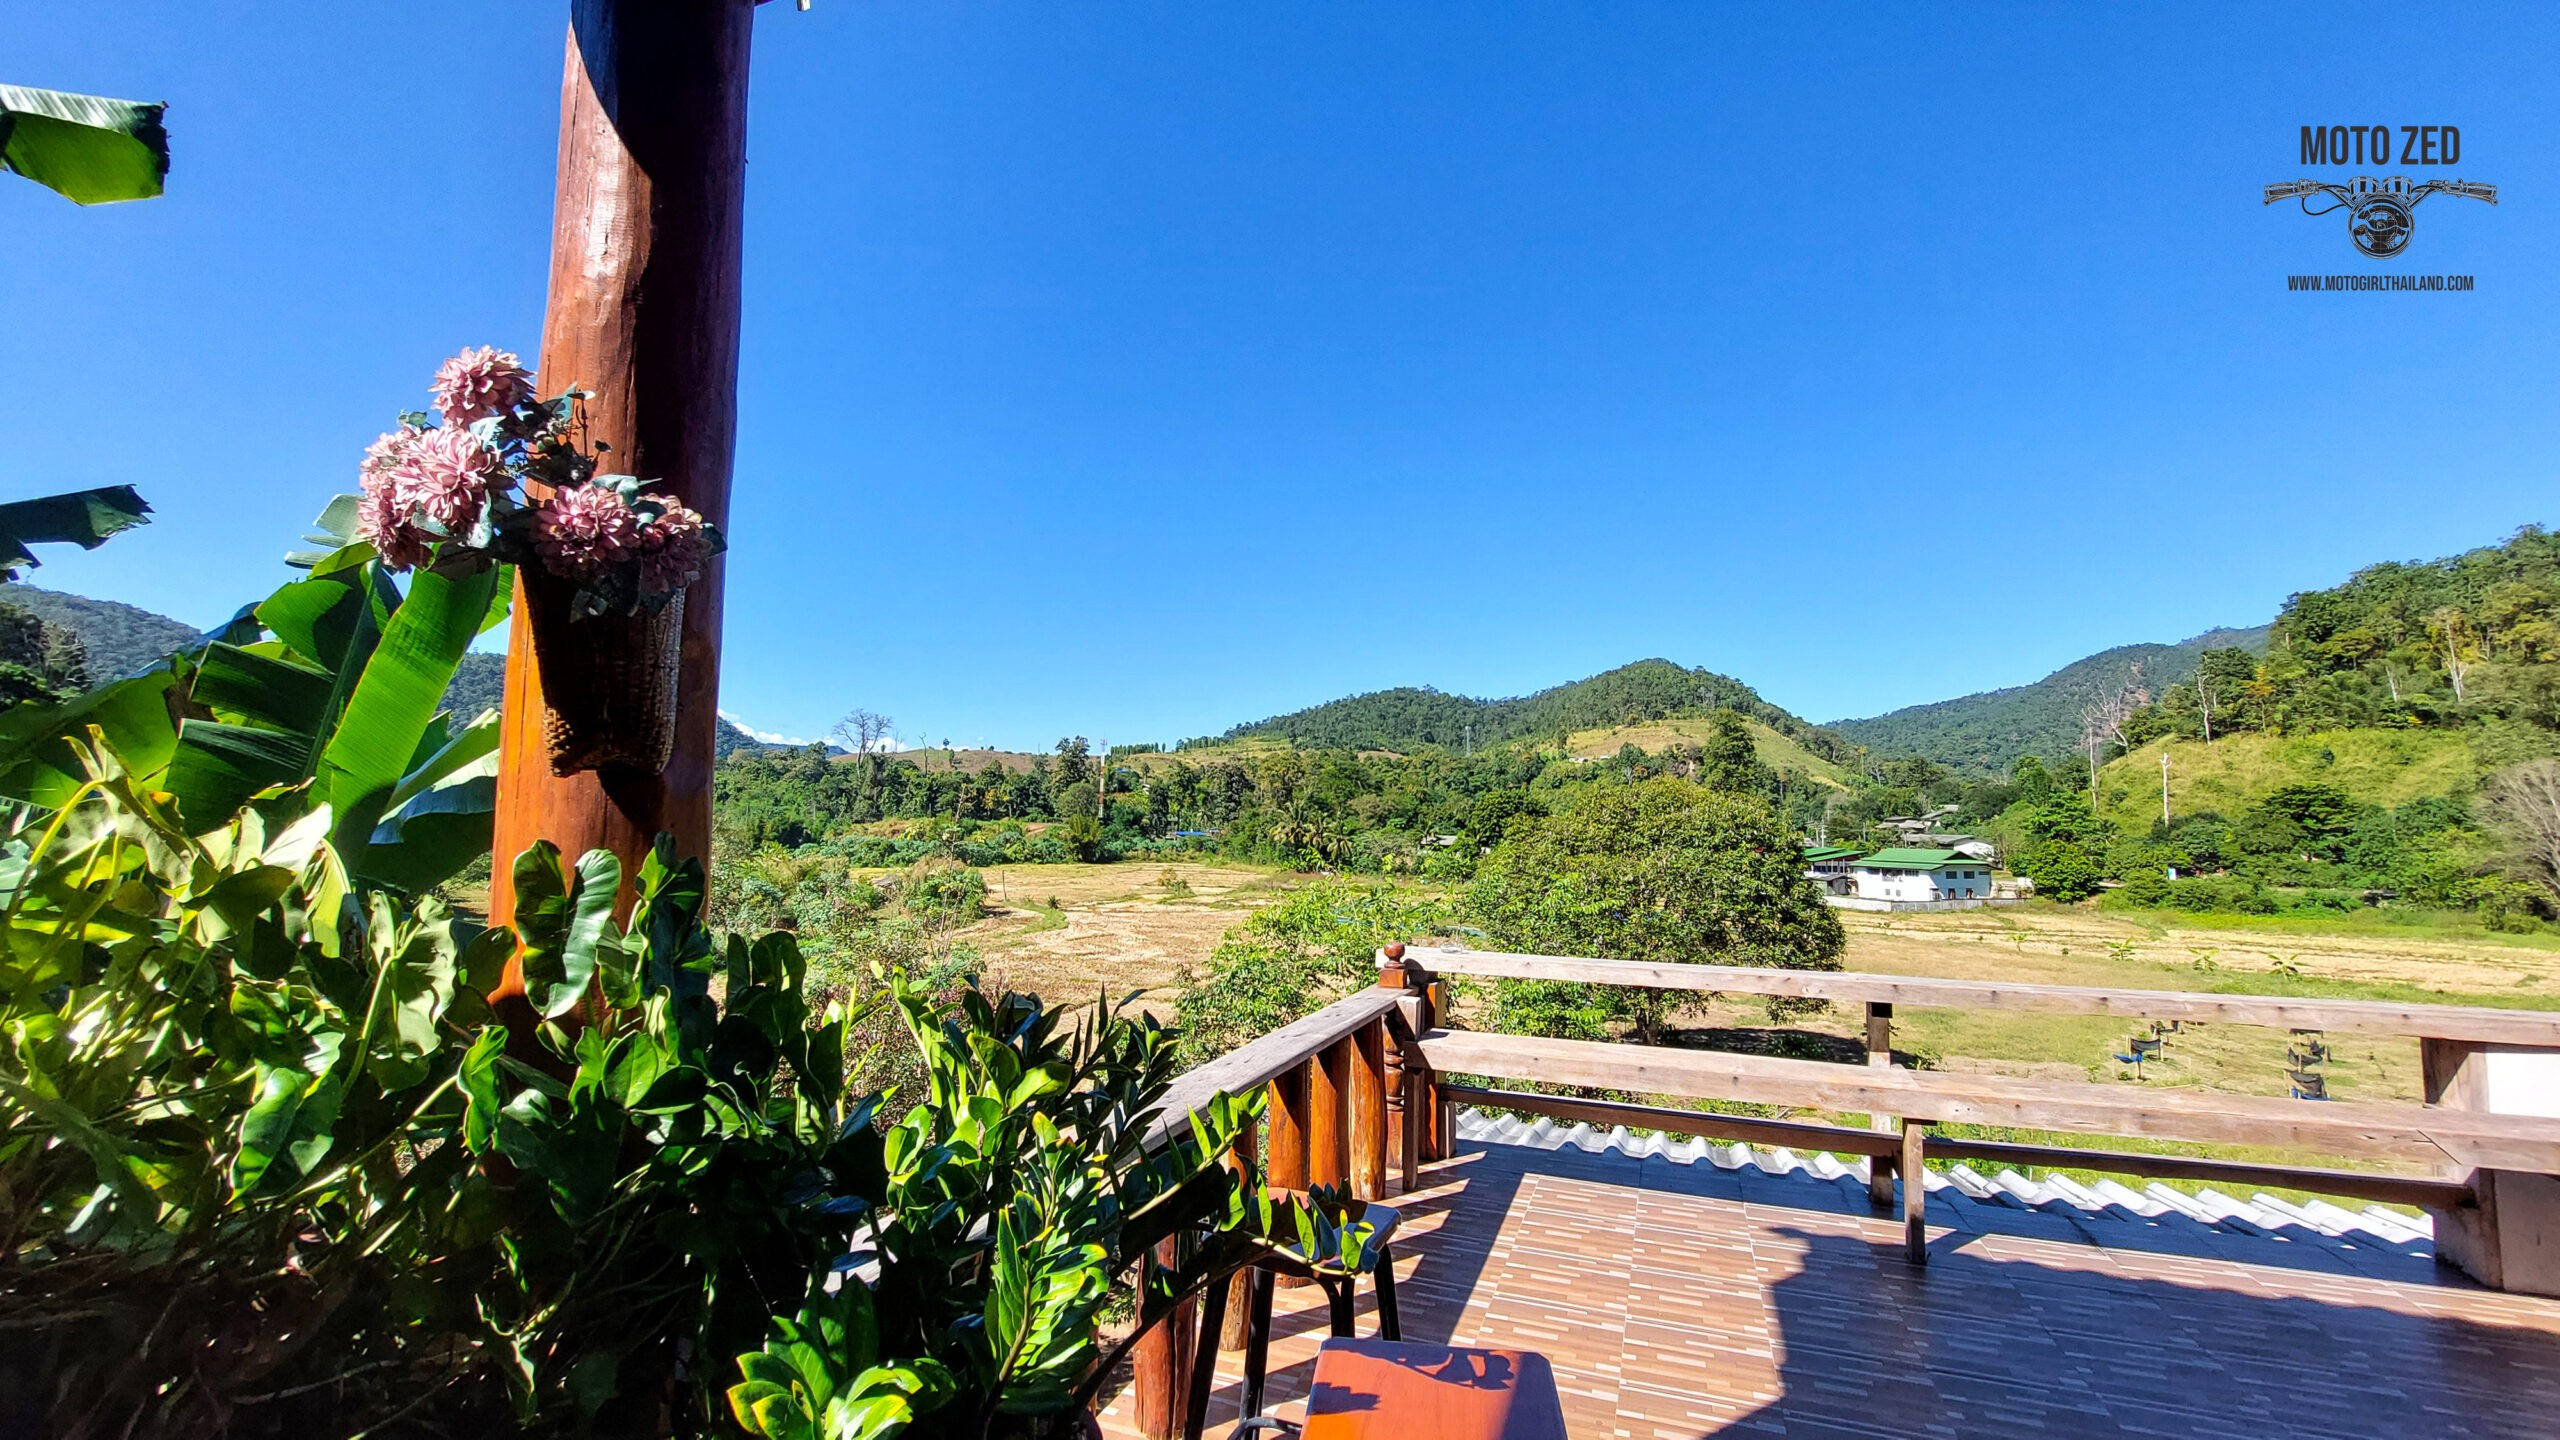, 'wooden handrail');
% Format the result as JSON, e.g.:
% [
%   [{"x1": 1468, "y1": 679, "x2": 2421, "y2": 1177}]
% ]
[
  {"x1": 1398, "y1": 944, "x2": 2560, "y2": 1045},
  {"x1": 1143, "y1": 988, "x2": 1403, "y2": 1151},
  {"x1": 1416, "y1": 1027, "x2": 2560, "y2": 1172}
]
